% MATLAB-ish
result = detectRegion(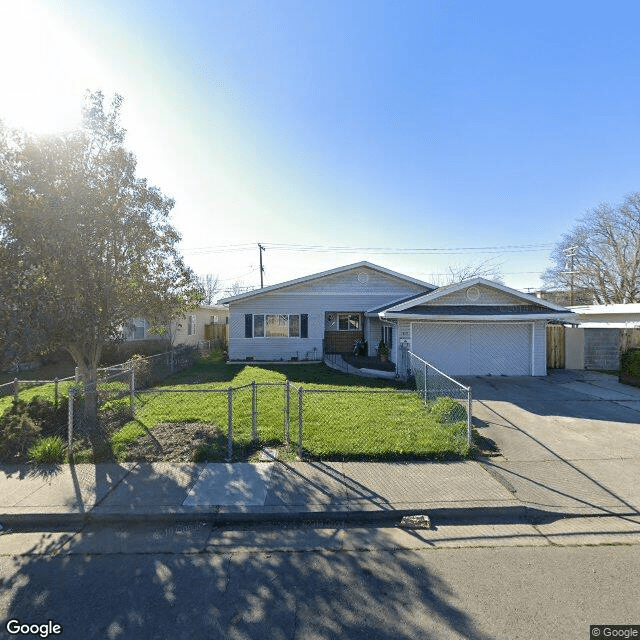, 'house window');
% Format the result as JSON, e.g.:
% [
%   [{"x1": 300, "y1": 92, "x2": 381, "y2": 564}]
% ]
[
  {"x1": 188, "y1": 315, "x2": 196, "y2": 336},
  {"x1": 247, "y1": 314, "x2": 307, "y2": 338},
  {"x1": 132, "y1": 320, "x2": 145, "y2": 340},
  {"x1": 266, "y1": 314, "x2": 289, "y2": 337},
  {"x1": 338, "y1": 313, "x2": 360, "y2": 331},
  {"x1": 289, "y1": 314, "x2": 300, "y2": 337},
  {"x1": 253, "y1": 314, "x2": 265, "y2": 337}
]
